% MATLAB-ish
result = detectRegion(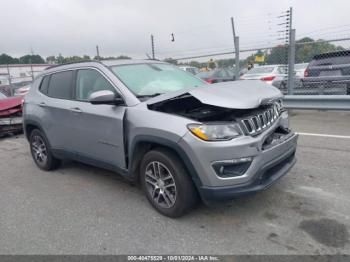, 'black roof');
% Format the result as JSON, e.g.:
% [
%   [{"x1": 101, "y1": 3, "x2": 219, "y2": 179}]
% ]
[{"x1": 313, "y1": 50, "x2": 350, "y2": 60}]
